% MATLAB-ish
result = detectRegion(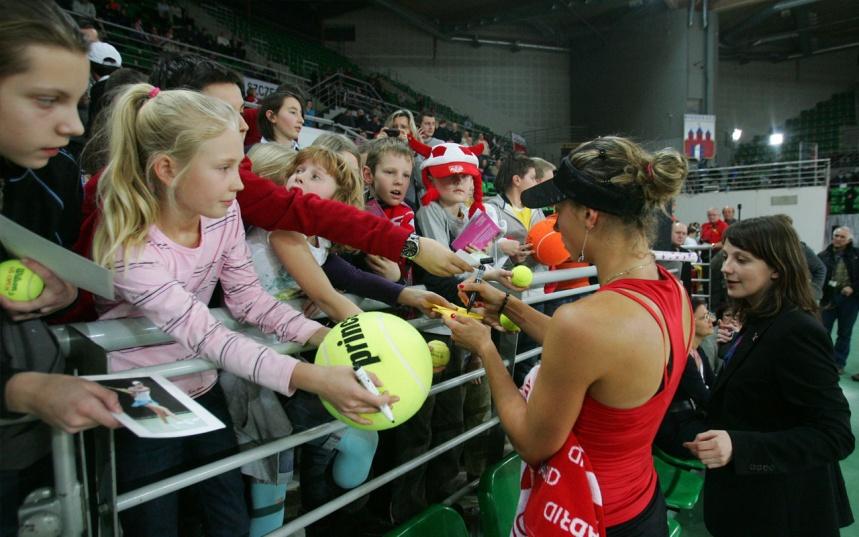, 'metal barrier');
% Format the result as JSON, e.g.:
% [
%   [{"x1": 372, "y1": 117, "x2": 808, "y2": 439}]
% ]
[
  {"x1": 10, "y1": 254, "x2": 701, "y2": 536},
  {"x1": 683, "y1": 159, "x2": 830, "y2": 193}
]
